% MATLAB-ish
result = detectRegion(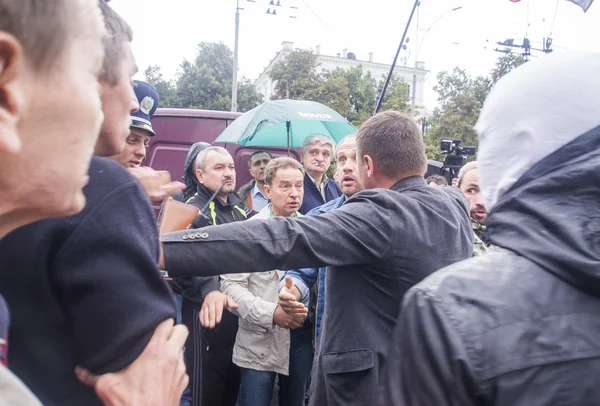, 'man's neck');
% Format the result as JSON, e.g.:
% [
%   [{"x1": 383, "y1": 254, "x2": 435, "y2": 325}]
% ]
[
  {"x1": 0, "y1": 207, "x2": 45, "y2": 240},
  {"x1": 271, "y1": 205, "x2": 295, "y2": 218},
  {"x1": 255, "y1": 180, "x2": 267, "y2": 194},
  {"x1": 307, "y1": 170, "x2": 324, "y2": 186},
  {"x1": 217, "y1": 194, "x2": 229, "y2": 203}
]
